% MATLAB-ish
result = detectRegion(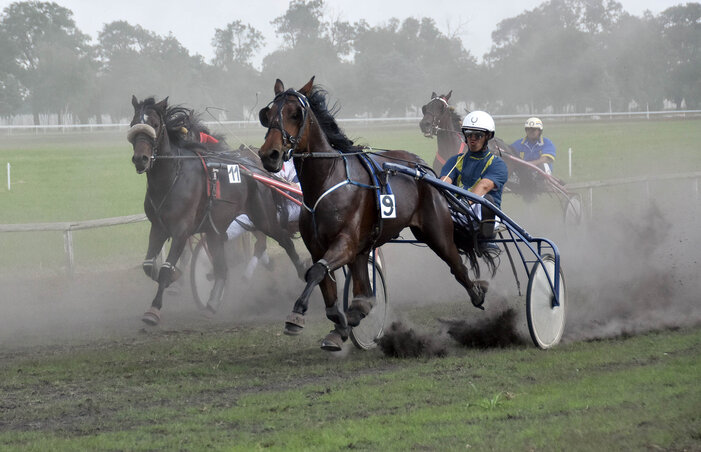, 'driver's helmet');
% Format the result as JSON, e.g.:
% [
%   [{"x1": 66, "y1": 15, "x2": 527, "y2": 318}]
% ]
[
  {"x1": 525, "y1": 117, "x2": 543, "y2": 130},
  {"x1": 461, "y1": 110, "x2": 495, "y2": 140}
]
